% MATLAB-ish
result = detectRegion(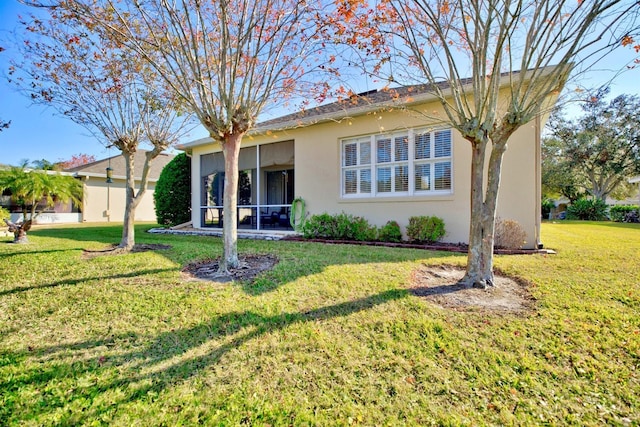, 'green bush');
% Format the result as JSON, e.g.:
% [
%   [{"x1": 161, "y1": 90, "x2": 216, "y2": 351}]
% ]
[
  {"x1": 566, "y1": 198, "x2": 609, "y2": 221},
  {"x1": 302, "y1": 212, "x2": 377, "y2": 241},
  {"x1": 154, "y1": 153, "x2": 192, "y2": 226},
  {"x1": 609, "y1": 205, "x2": 639, "y2": 222},
  {"x1": 378, "y1": 220, "x2": 403, "y2": 242},
  {"x1": 406, "y1": 216, "x2": 446, "y2": 243},
  {"x1": 301, "y1": 213, "x2": 336, "y2": 239},
  {"x1": 335, "y1": 213, "x2": 377, "y2": 241}
]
